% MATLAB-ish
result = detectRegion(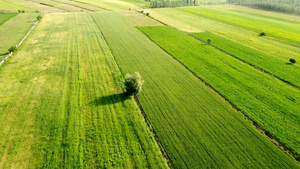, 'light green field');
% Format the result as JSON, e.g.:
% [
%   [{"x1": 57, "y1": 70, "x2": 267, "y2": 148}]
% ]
[
  {"x1": 0, "y1": 13, "x2": 17, "y2": 26},
  {"x1": 0, "y1": 13, "x2": 38, "y2": 58},
  {"x1": 145, "y1": 7, "x2": 300, "y2": 63},
  {"x1": 0, "y1": 0, "x2": 33, "y2": 11},
  {"x1": 7, "y1": 0, "x2": 65, "y2": 12},
  {"x1": 190, "y1": 32, "x2": 300, "y2": 88},
  {"x1": 51, "y1": 0, "x2": 106, "y2": 11},
  {"x1": 139, "y1": 25, "x2": 300, "y2": 160},
  {"x1": 0, "y1": 12, "x2": 168, "y2": 168},
  {"x1": 91, "y1": 11, "x2": 299, "y2": 168},
  {"x1": 179, "y1": 6, "x2": 300, "y2": 45},
  {"x1": 30, "y1": 0, "x2": 90, "y2": 12},
  {"x1": 118, "y1": 10, "x2": 163, "y2": 26}
]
